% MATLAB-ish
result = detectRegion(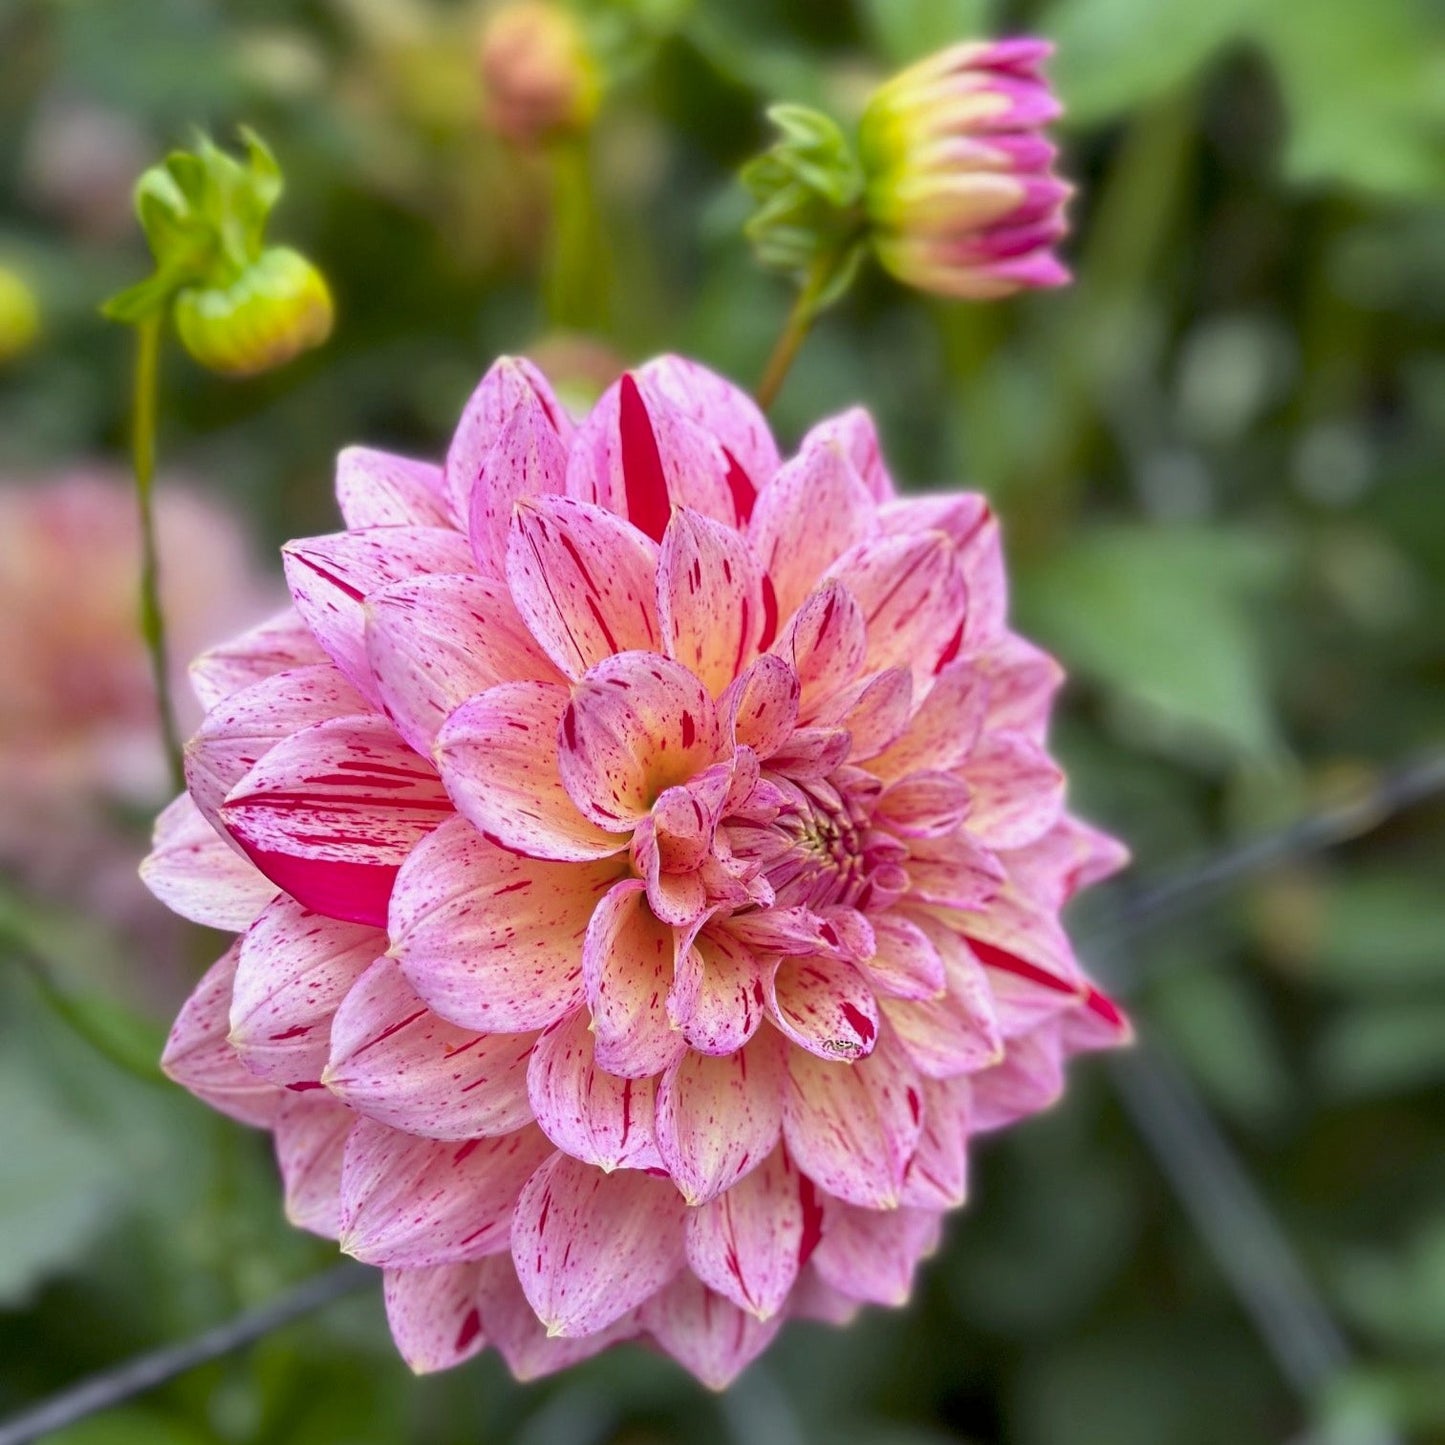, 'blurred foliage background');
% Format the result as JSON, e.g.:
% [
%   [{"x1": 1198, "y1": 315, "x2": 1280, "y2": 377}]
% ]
[{"x1": 1, "y1": 0, "x2": 1443, "y2": 1441}]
